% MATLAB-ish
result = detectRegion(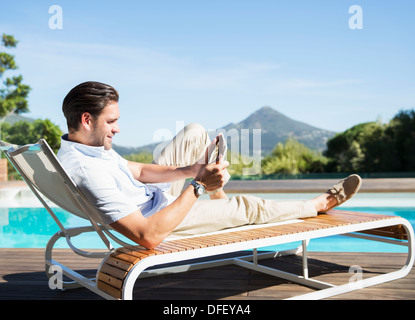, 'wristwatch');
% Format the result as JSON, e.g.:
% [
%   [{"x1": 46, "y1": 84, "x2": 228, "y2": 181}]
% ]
[{"x1": 190, "y1": 180, "x2": 205, "y2": 197}]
